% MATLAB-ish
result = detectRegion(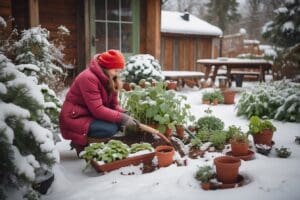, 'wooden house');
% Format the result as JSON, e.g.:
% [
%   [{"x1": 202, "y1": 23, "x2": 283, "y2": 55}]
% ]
[
  {"x1": 160, "y1": 10, "x2": 222, "y2": 72},
  {"x1": 0, "y1": 0, "x2": 161, "y2": 74}
]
